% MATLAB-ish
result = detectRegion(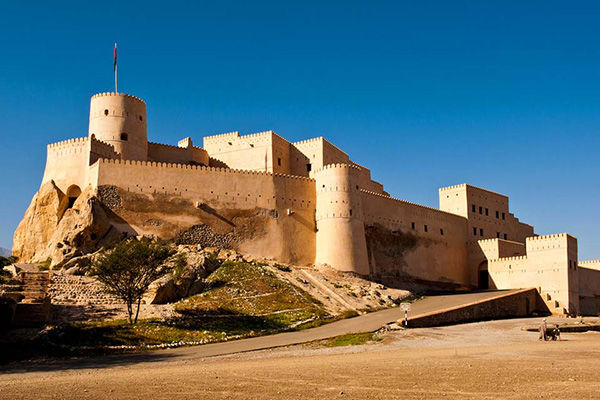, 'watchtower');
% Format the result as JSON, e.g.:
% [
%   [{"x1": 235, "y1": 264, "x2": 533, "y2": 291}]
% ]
[{"x1": 88, "y1": 92, "x2": 148, "y2": 161}]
